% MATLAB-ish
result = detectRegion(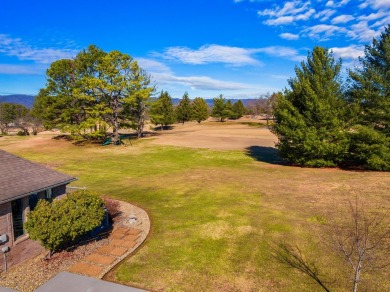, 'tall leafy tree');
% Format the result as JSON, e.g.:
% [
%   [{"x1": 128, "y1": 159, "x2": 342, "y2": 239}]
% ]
[
  {"x1": 273, "y1": 46, "x2": 349, "y2": 167},
  {"x1": 176, "y1": 92, "x2": 193, "y2": 124},
  {"x1": 347, "y1": 25, "x2": 390, "y2": 170},
  {"x1": 33, "y1": 45, "x2": 154, "y2": 142},
  {"x1": 33, "y1": 46, "x2": 107, "y2": 138},
  {"x1": 191, "y1": 97, "x2": 209, "y2": 123},
  {"x1": 85, "y1": 50, "x2": 135, "y2": 143},
  {"x1": 150, "y1": 91, "x2": 175, "y2": 130}
]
